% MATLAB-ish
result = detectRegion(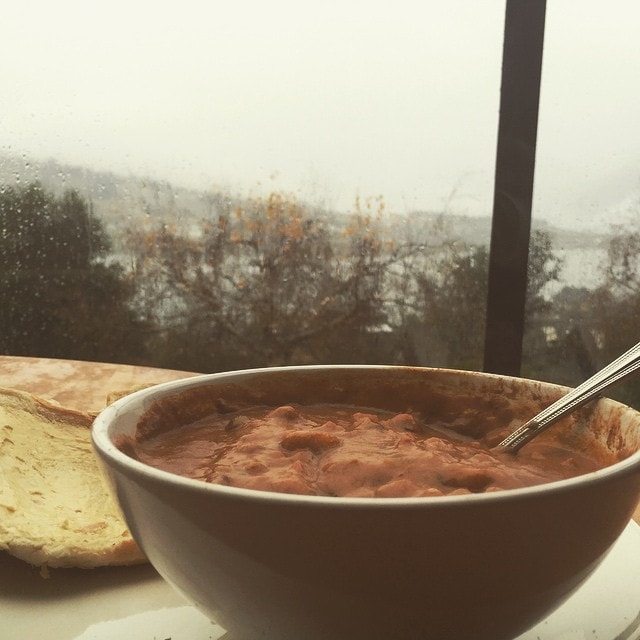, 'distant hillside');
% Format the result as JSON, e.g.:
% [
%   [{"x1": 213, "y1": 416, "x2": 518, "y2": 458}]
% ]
[
  {"x1": 0, "y1": 153, "x2": 237, "y2": 235},
  {"x1": 394, "y1": 210, "x2": 609, "y2": 252},
  {"x1": 0, "y1": 153, "x2": 610, "y2": 253}
]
